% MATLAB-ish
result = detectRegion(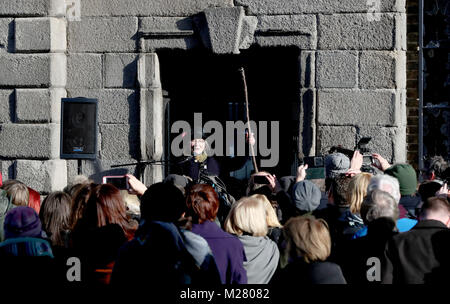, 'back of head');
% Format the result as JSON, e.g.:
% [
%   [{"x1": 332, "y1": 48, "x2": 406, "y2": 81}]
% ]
[
  {"x1": 347, "y1": 173, "x2": 372, "y2": 214},
  {"x1": 291, "y1": 180, "x2": 321, "y2": 213},
  {"x1": 69, "y1": 182, "x2": 96, "y2": 229},
  {"x1": 325, "y1": 153, "x2": 350, "y2": 181},
  {"x1": 420, "y1": 197, "x2": 450, "y2": 223},
  {"x1": 247, "y1": 172, "x2": 273, "y2": 196},
  {"x1": 384, "y1": 164, "x2": 418, "y2": 196},
  {"x1": 27, "y1": 187, "x2": 41, "y2": 214},
  {"x1": 418, "y1": 181, "x2": 443, "y2": 203},
  {"x1": 140, "y1": 182, "x2": 186, "y2": 223},
  {"x1": 423, "y1": 156, "x2": 448, "y2": 181},
  {"x1": 360, "y1": 190, "x2": 399, "y2": 225},
  {"x1": 367, "y1": 174, "x2": 401, "y2": 204},
  {"x1": 224, "y1": 197, "x2": 268, "y2": 237},
  {"x1": 39, "y1": 191, "x2": 71, "y2": 247},
  {"x1": 283, "y1": 215, "x2": 331, "y2": 263},
  {"x1": 4, "y1": 206, "x2": 45, "y2": 239},
  {"x1": 250, "y1": 194, "x2": 281, "y2": 228},
  {"x1": 330, "y1": 174, "x2": 352, "y2": 207},
  {"x1": 1, "y1": 180, "x2": 29, "y2": 207},
  {"x1": 186, "y1": 184, "x2": 219, "y2": 224}
]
